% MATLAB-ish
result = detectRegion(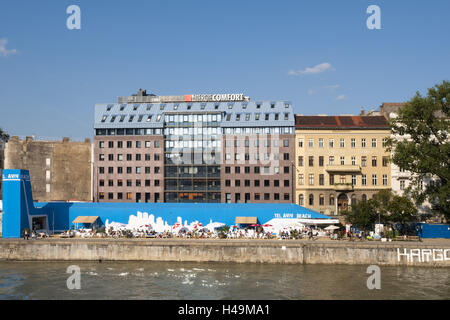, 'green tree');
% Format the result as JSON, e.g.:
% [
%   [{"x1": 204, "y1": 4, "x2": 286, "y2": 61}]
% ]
[
  {"x1": 342, "y1": 199, "x2": 380, "y2": 231},
  {"x1": 387, "y1": 195, "x2": 418, "y2": 225},
  {"x1": 0, "y1": 127, "x2": 9, "y2": 142},
  {"x1": 371, "y1": 189, "x2": 393, "y2": 222},
  {"x1": 388, "y1": 80, "x2": 450, "y2": 219}
]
